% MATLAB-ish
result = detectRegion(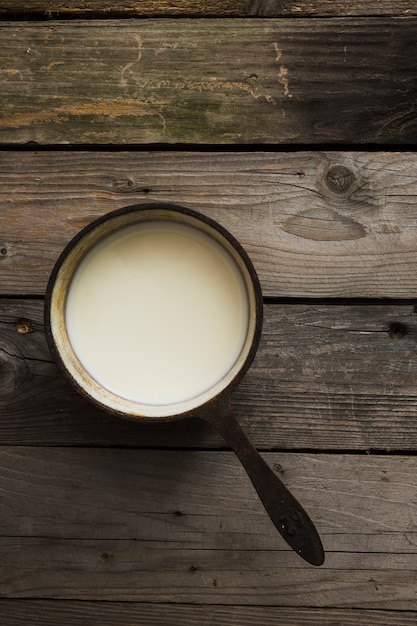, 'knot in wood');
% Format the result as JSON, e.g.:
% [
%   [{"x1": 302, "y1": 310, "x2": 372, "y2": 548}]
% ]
[
  {"x1": 325, "y1": 165, "x2": 356, "y2": 195},
  {"x1": 16, "y1": 318, "x2": 33, "y2": 334},
  {"x1": 388, "y1": 322, "x2": 407, "y2": 340}
]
